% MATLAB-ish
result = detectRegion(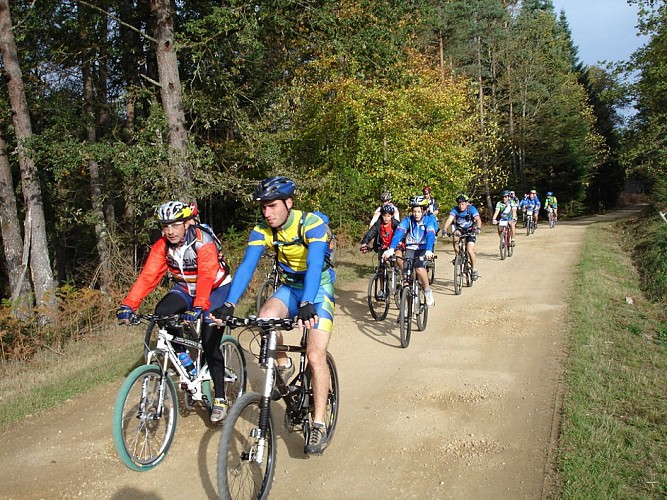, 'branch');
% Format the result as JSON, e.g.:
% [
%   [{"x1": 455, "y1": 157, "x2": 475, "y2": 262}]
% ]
[{"x1": 77, "y1": 0, "x2": 158, "y2": 44}]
